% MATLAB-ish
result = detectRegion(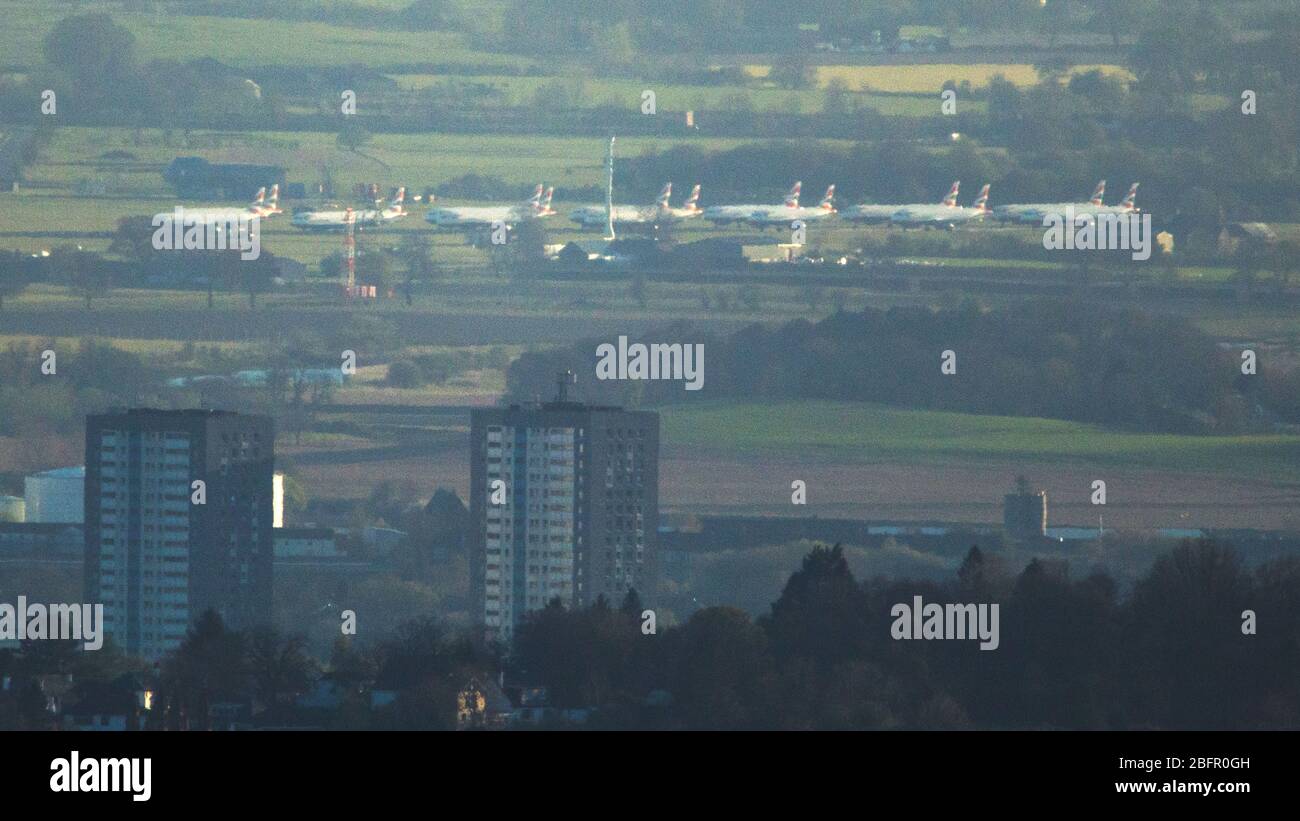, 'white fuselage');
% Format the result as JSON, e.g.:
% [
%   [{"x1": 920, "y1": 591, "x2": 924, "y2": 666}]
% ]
[
  {"x1": 838, "y1": 204, "x2": 906, "y2": 224},
  {"x1": 426, "y1": 204, "x2": 541, "y2": 229},
  {"x1": 891, "y1": 205, "x2": 984, "y2": 227},
  {"x1": 993, "y1": 203, "x2": 1089, "y2": 223},
  {"x1": 998, "y1": 203, "x2": 1132, "y2": 225},
  {"x1": 702, "y1": 204, "x2": 773, "y2": 225},
  {"x1": 291, "y1": 208, "x2": 402, "y2": 230},
  {"x1": 570, "y1": 204, "x2": 662, "y2": 228},
  {"x1": 569, "y1": 203, "x2": 700, "y2": 229},
  {"x1": 182, "y1": 206, "x2": 263, "y2": 223},
  {"x1": 669, "y1": 207, "x2": 701, "y2": 219},
  {"x1": 1070, "y1": 203, "x2": 1138, "y2": 218},
  {"x1": 748, "y1": 205, "x2": 835, "y2": 226}
]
